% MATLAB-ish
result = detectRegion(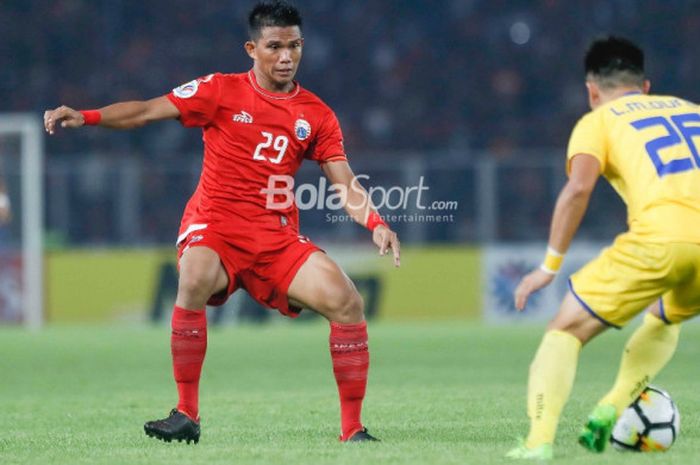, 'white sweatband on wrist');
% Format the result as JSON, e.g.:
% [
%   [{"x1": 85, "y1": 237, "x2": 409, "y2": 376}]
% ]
[{"x1": 540, "y1": 246, "x2": 564, "y2": 275}]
